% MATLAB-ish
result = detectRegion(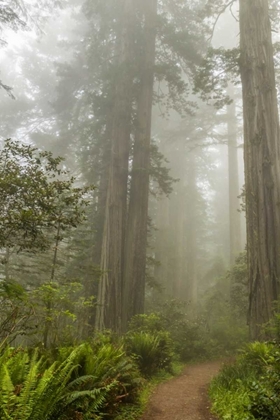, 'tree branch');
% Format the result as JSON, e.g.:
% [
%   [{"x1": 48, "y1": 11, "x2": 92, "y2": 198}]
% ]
[{"x1": 208, "y1": 0, "x2": 237, "y2": 42}]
